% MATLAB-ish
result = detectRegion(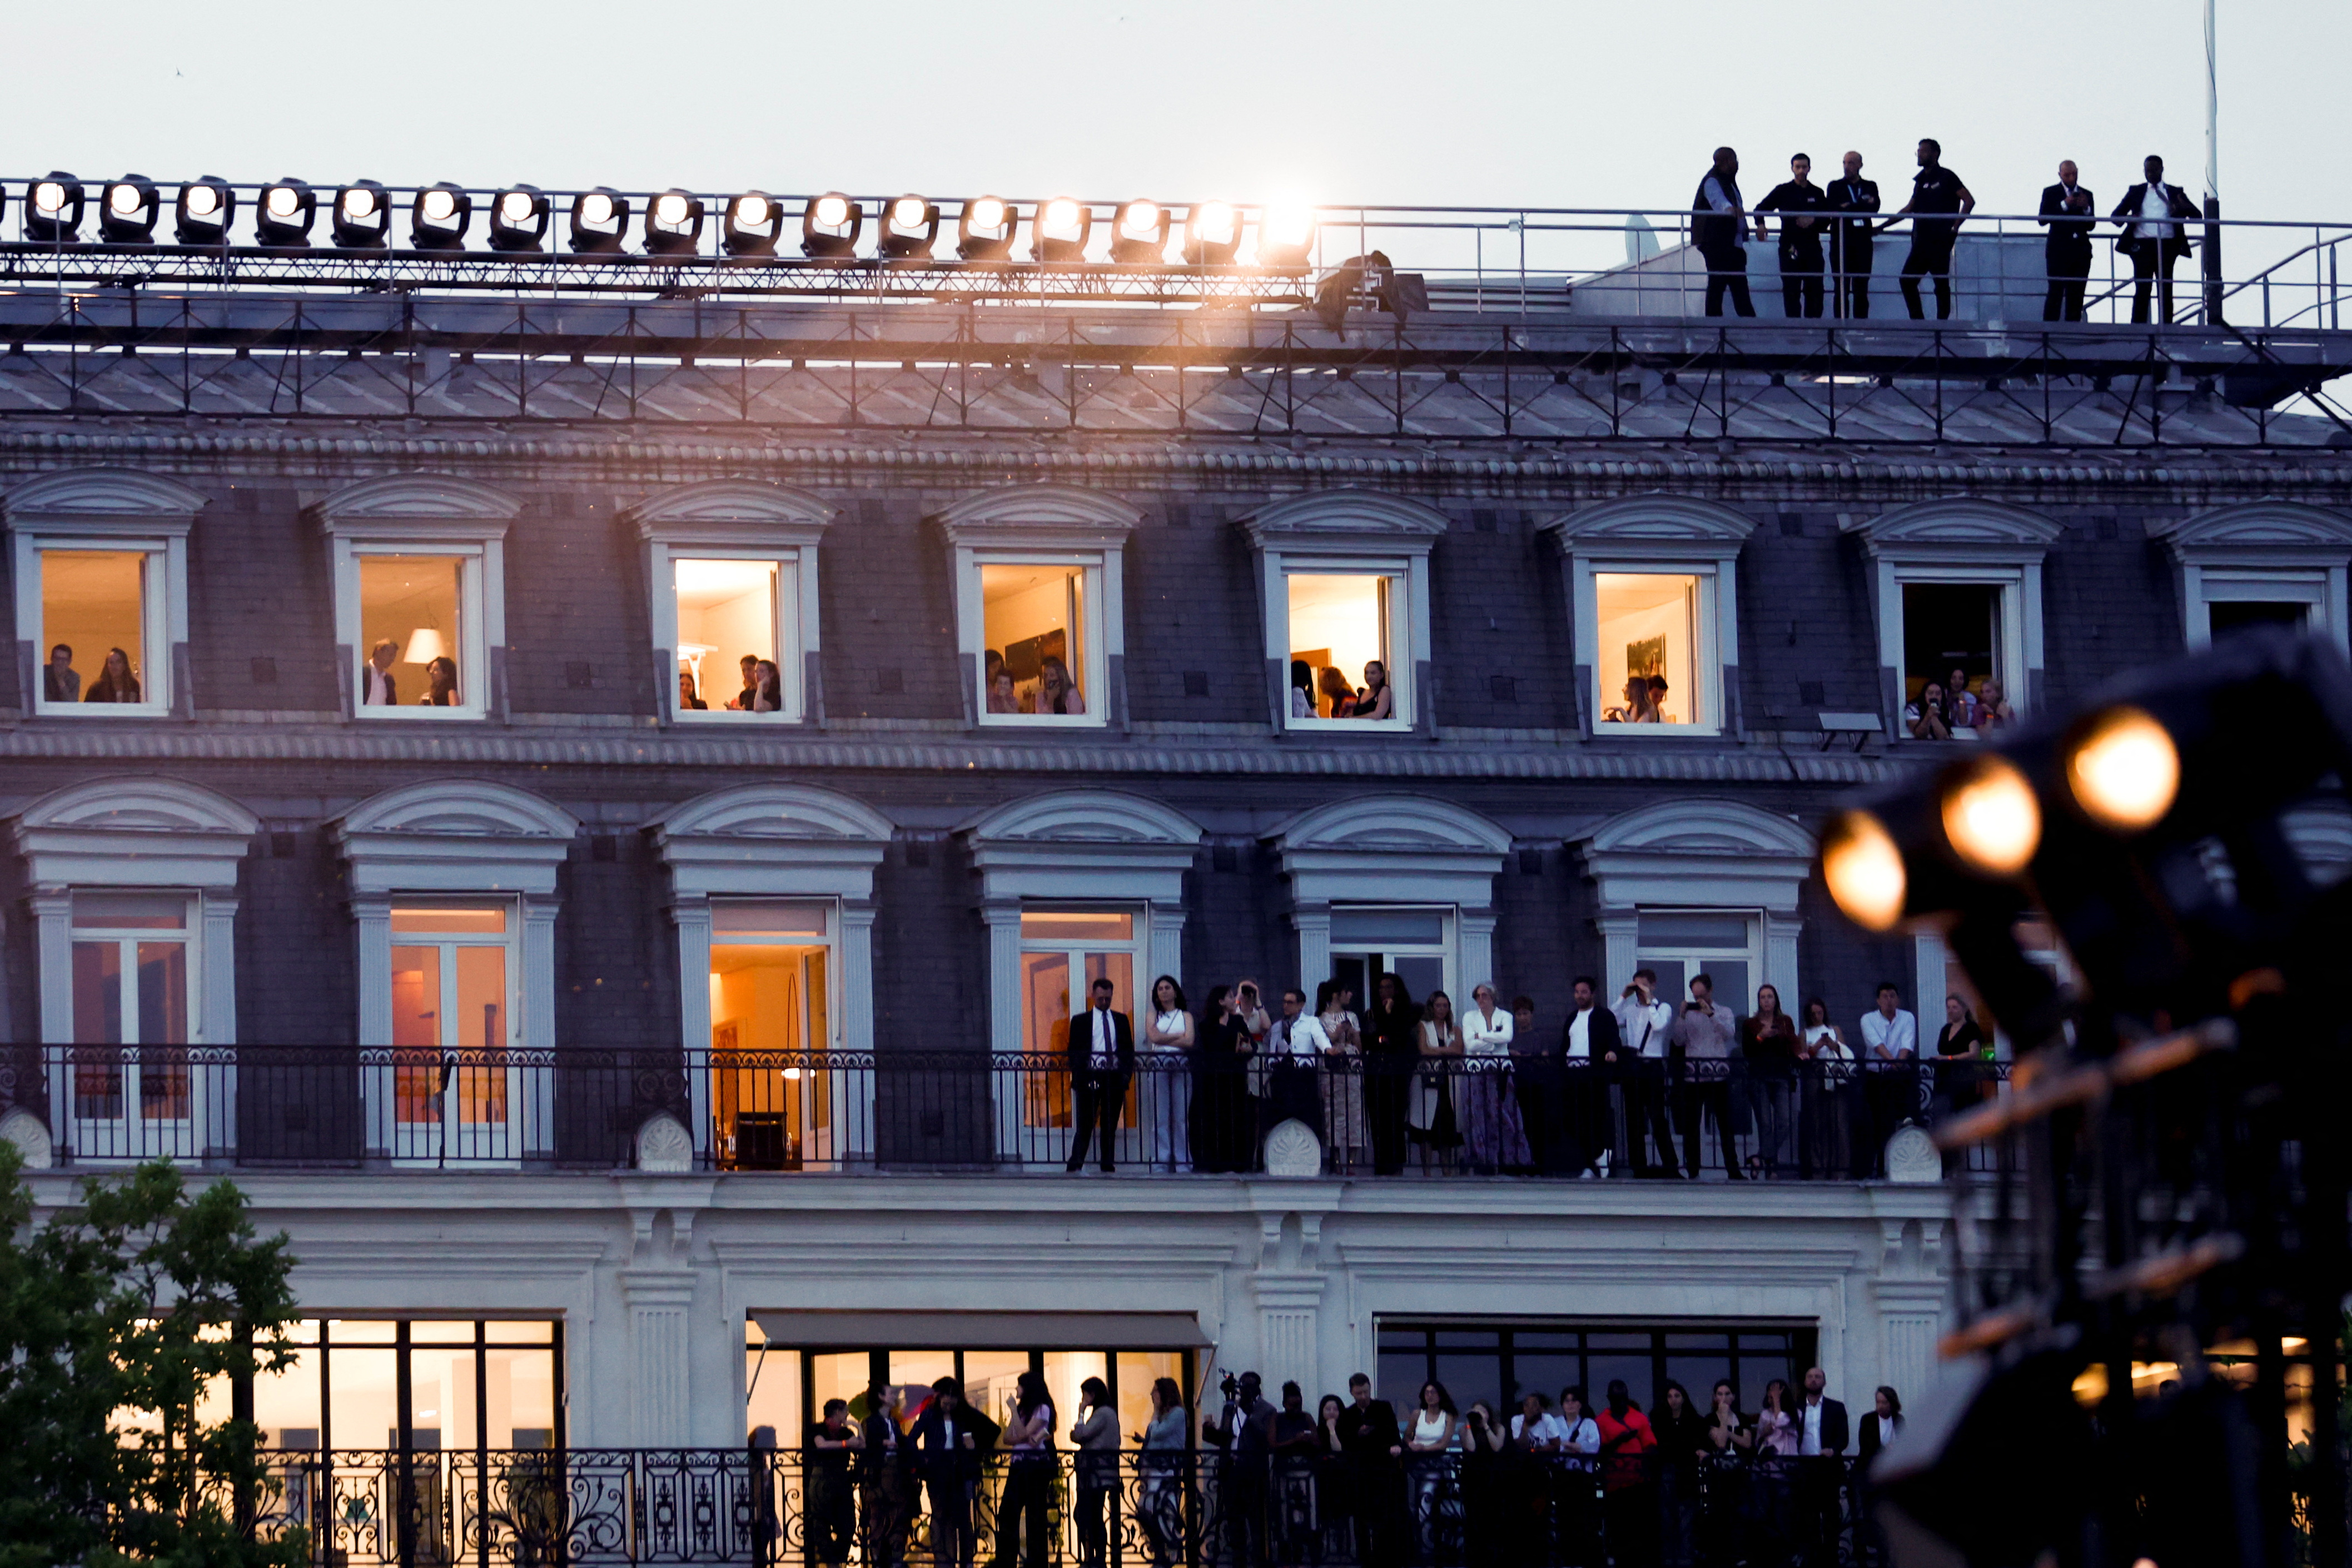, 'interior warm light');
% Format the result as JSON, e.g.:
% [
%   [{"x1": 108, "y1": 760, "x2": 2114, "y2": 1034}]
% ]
[
  {"x1": 2067, "y1": 706, "x2": 2180, "y2": 832},
  {"x1": 580, "y1": 192, "x2": 615, "y2": 227},
  {"x1": 420, "y1": 188, "x2": 458, "y2": 223},
  {"x1": 407, "y1": 628, "x2": 449, "y2": 664},
  {"x1": 1823, "y1": 810, "x2": 1907, "y2": 932},
  {"x1": 1942, "y1": 756, "x2": 2041, "y2": 877},
  {"x1": 266, "y1": 186, "x2": 300, "y2": 218},
  {"x1": 813, "y1": 194, "x2": 849, "y2": 229},
  {"x1": 654, "y1": 192, "x2": 690, "y2": 226},
  {"x1": 185, "y1": 185, "x2": 221, "y2": 218},
  {"x1": 500, "y1": 191, "x2": 535, "y2": 225},
  {"x1": 891, "y1": 196, "x2": 928, "y2": 230}
]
